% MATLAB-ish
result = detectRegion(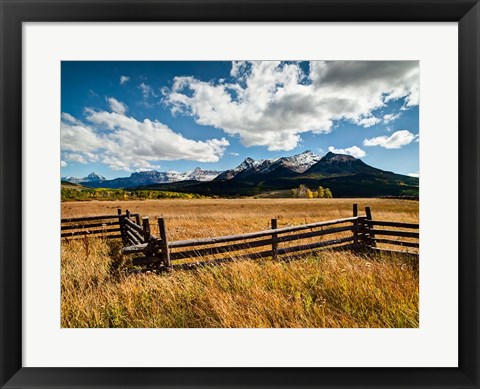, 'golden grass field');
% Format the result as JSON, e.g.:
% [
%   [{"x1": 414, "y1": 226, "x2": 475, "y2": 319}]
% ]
[{"x1": 61, "y1": 198, "x2": 419, "y2": 328}]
